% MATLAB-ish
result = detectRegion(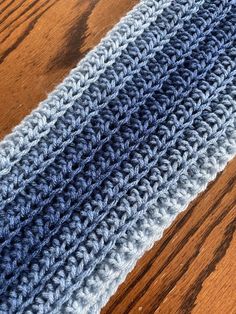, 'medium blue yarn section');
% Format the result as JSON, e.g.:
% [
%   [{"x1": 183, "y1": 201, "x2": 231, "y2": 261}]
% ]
[{"x1": 0, "y1": 0, "x2": 236, "y2": 313}]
